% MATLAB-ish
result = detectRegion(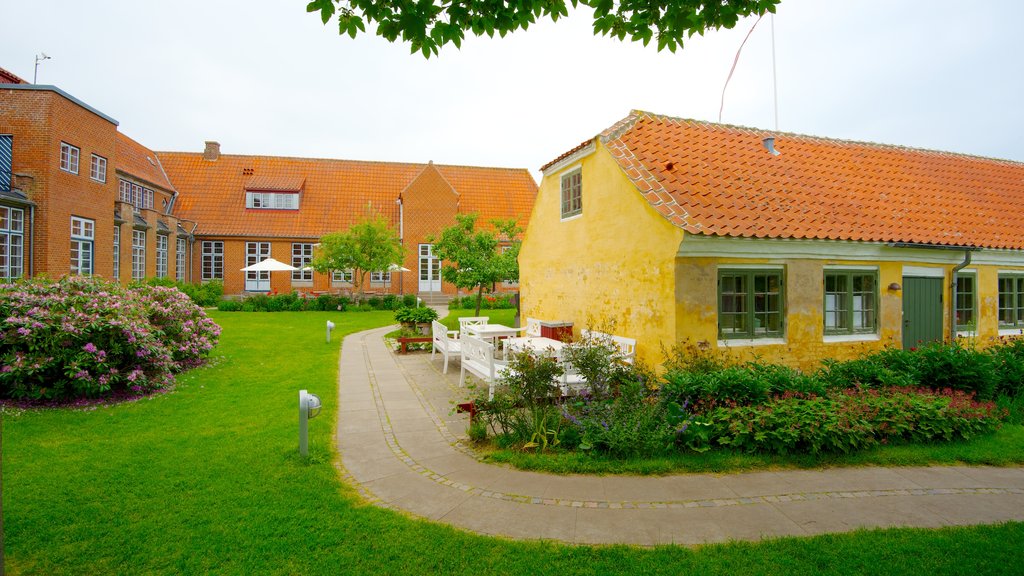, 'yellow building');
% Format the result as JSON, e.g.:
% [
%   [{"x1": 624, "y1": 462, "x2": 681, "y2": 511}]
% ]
[{"x1": 519, "y1": 111, "x2": 1024, "y2": 371}]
